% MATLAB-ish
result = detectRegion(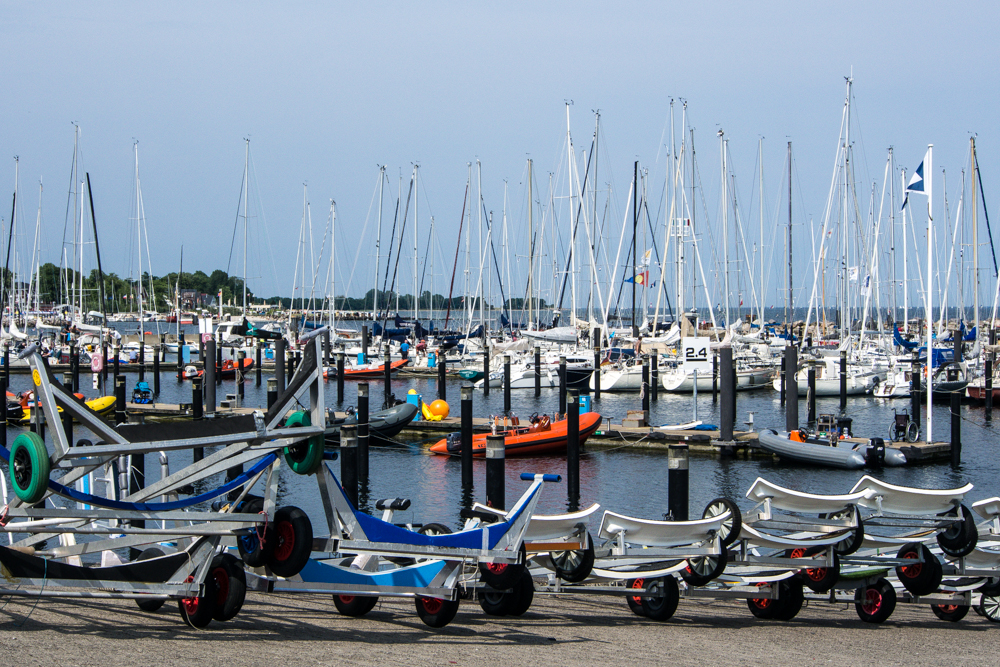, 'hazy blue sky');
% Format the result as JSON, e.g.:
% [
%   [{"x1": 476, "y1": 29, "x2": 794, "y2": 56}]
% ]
[{"x1": 1, "y1": 2, "x2": 997, "y2": 305}]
